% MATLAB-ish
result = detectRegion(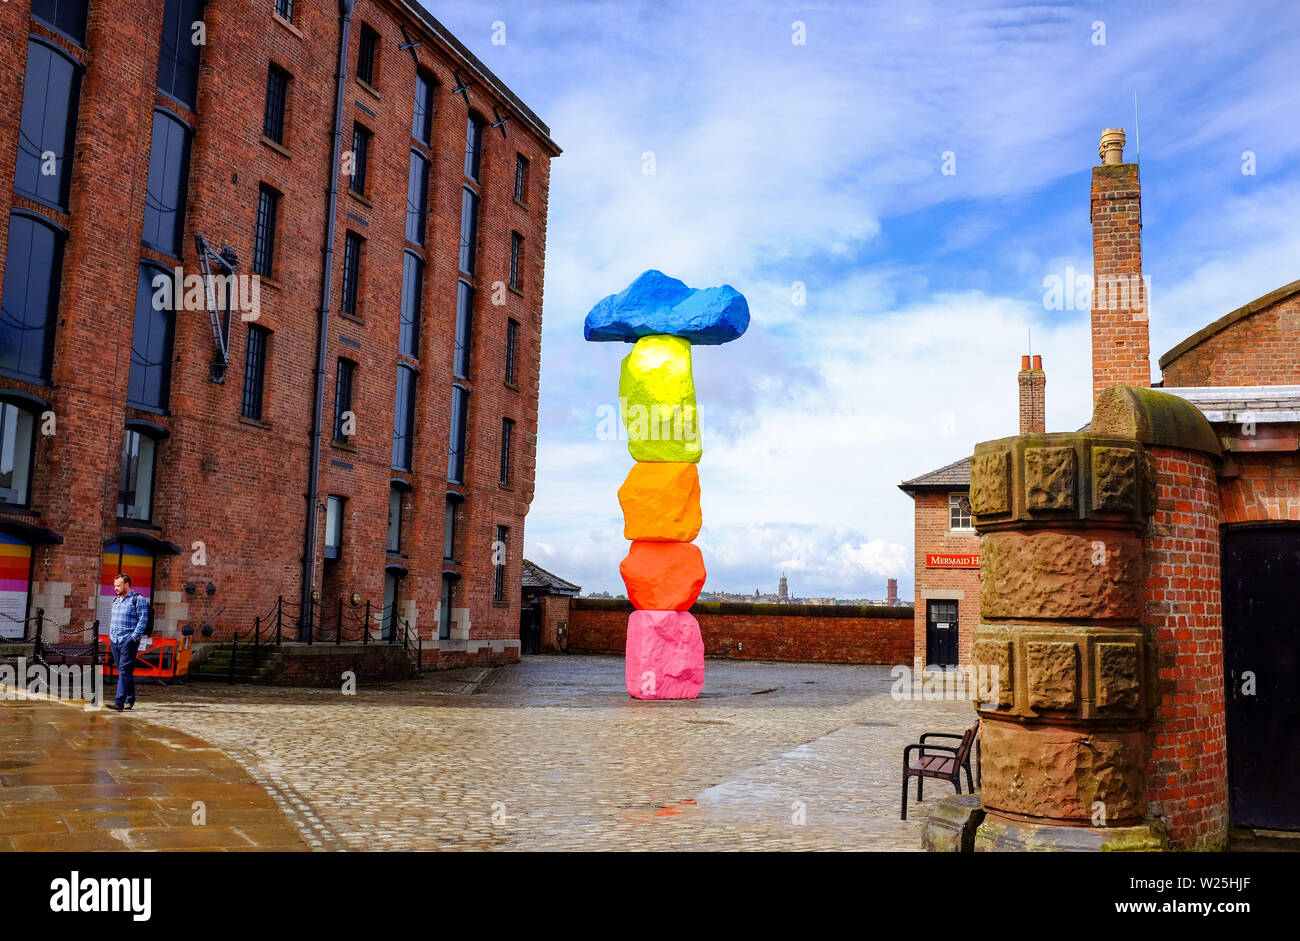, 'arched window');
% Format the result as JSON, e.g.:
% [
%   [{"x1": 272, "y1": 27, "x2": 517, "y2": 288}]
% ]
[
  {"x1": 158, "y1": 0, "x2": 205, "y2": 109},
  {"x1": 15, "y1": 39, "x2": 82, "y2": 210},
  {"x1": 118, "y1": 422, "x2": 167, "y2": 522},
  {"x1": 392, "y1": 364, "x2": 417, "y2": 471},
  {"x1": 31, "y1": 0, "x2": 89, "y2": 45},
  {"x1": 0, "y1": 532, "x2": 34, "y2": 640},
  {"x1": 141, "y1": 109, "x2": 192, "y2": 256},
  {"x1": 127, "y1": 264, "x2": 176, "y2": 410},
  {"x1": 464, "y1": 113, "x2": 485, "y2": 181},
  {"x1": 411, "y1": 71, "x2": 435, "y2": 145},
  {"x1": 0, "y1": 212, "x2": 65, "y2": 383},
  {"x1": 399, "y1": 250, "x2": 422, "y2": 356}
]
